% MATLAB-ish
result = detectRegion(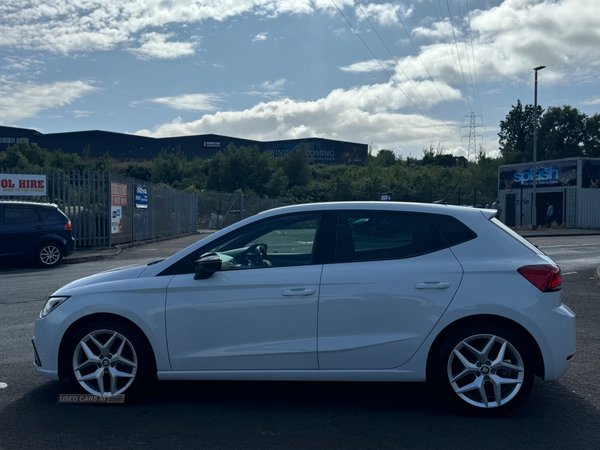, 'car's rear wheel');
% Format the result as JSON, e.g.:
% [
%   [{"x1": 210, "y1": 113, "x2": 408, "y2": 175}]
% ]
[
  {"x1": 67, "y1": 321, "x2": 153, "y2": 397},
  {"x1": 435, "y1": 325, "x2": 534, "y2": 416},
  {"x1": 36, "y1": 242, "x2": 63, "y2": 268}
]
